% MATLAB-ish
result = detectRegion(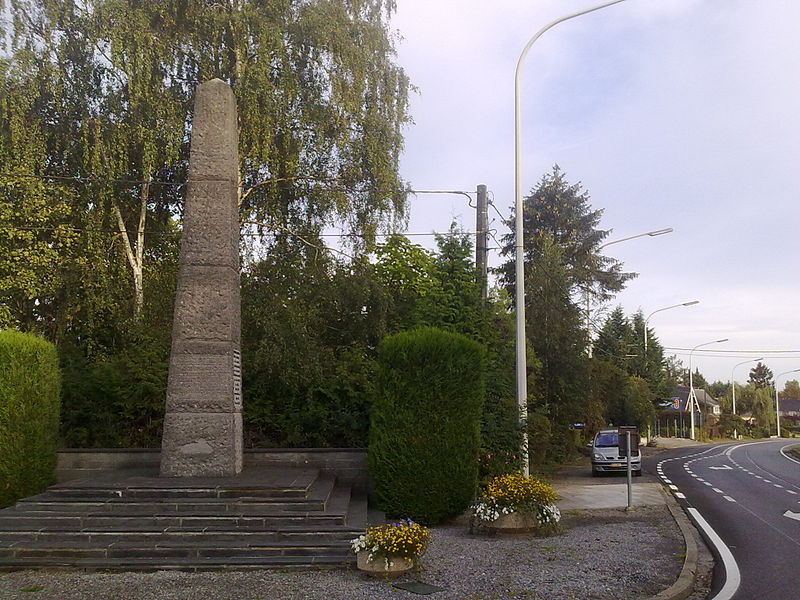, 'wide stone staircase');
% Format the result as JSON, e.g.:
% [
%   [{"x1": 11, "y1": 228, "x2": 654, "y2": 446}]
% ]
[{"x1": 0, "y1": 467, "x2": 373, "y2": 571}]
